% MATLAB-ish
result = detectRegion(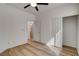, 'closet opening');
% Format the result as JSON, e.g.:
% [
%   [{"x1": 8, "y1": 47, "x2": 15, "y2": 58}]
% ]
[{"x1": 63, "y1": 15, "x2": 78, "y2": 54}]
